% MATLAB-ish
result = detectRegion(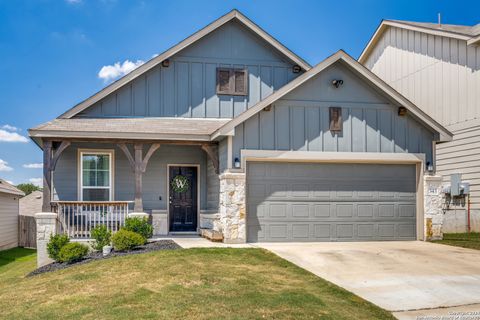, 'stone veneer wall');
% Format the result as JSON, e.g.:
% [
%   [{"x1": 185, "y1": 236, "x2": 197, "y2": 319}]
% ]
[
  {"x1": 218, "y1": 172, "x2": 246, "y2": 243},
  {"x1": 424, "y1": 175, "x2": 444, "y2": 240}
]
